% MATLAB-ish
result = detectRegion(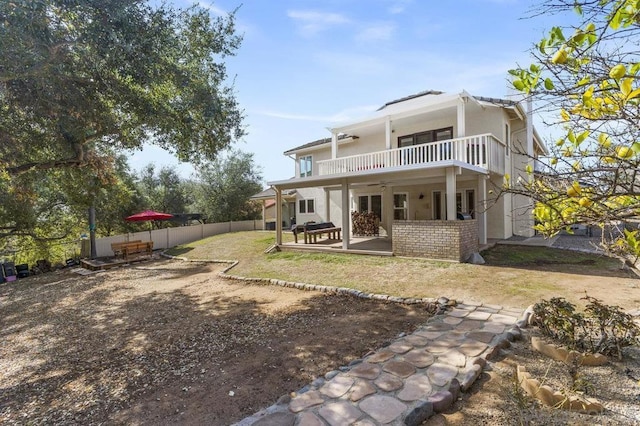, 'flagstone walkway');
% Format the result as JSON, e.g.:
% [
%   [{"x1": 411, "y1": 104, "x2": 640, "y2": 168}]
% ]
[{"x1": 236, "y1": 302, "x2": 529, "y2": 426}]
